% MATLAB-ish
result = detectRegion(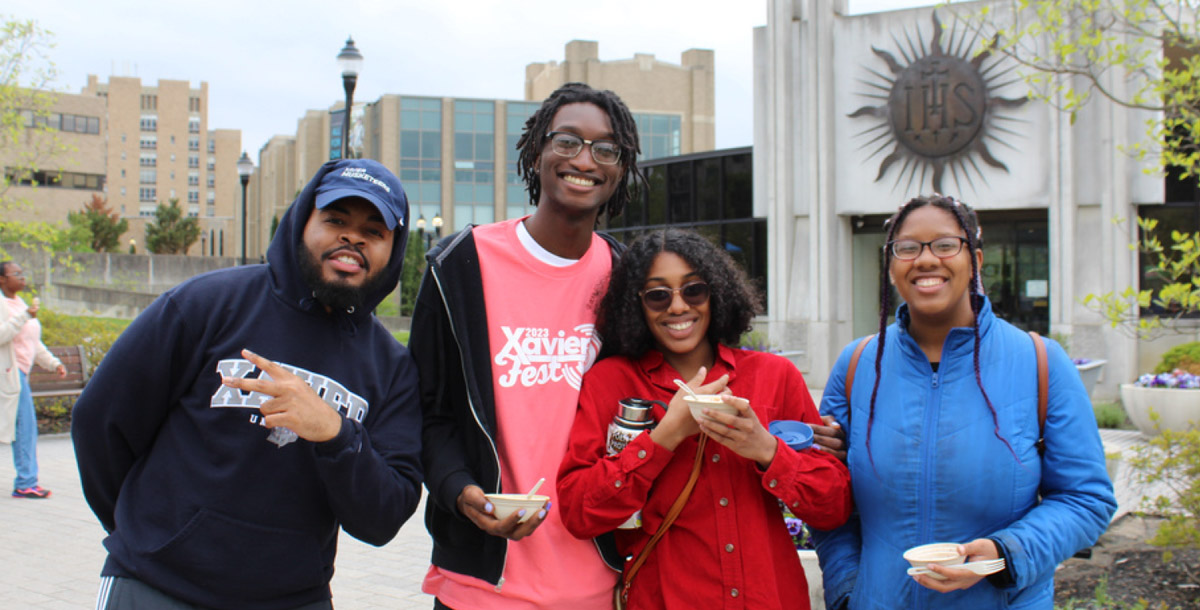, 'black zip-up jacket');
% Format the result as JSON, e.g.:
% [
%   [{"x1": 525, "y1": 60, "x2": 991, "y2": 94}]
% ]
[{"x1": 410, "y1": 225, "x2": 624, "y2": 587}]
